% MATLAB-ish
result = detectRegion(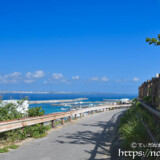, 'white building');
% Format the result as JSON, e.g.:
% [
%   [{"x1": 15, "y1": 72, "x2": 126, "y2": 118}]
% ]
[{"x1": 120, "y1": 98, "x2": 130, "y2": 104}]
